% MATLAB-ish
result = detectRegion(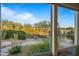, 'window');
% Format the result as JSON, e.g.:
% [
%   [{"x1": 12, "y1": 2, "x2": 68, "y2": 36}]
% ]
[
  {"x1": 1, "y1": 3, "x2": 79, "y2": 56},
  {"x1": 1, "y1": 3, "x2": 51, "y2": 56},
  {"x1": 57, "y1": 6, "x2": 77, "y2": 56}
]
